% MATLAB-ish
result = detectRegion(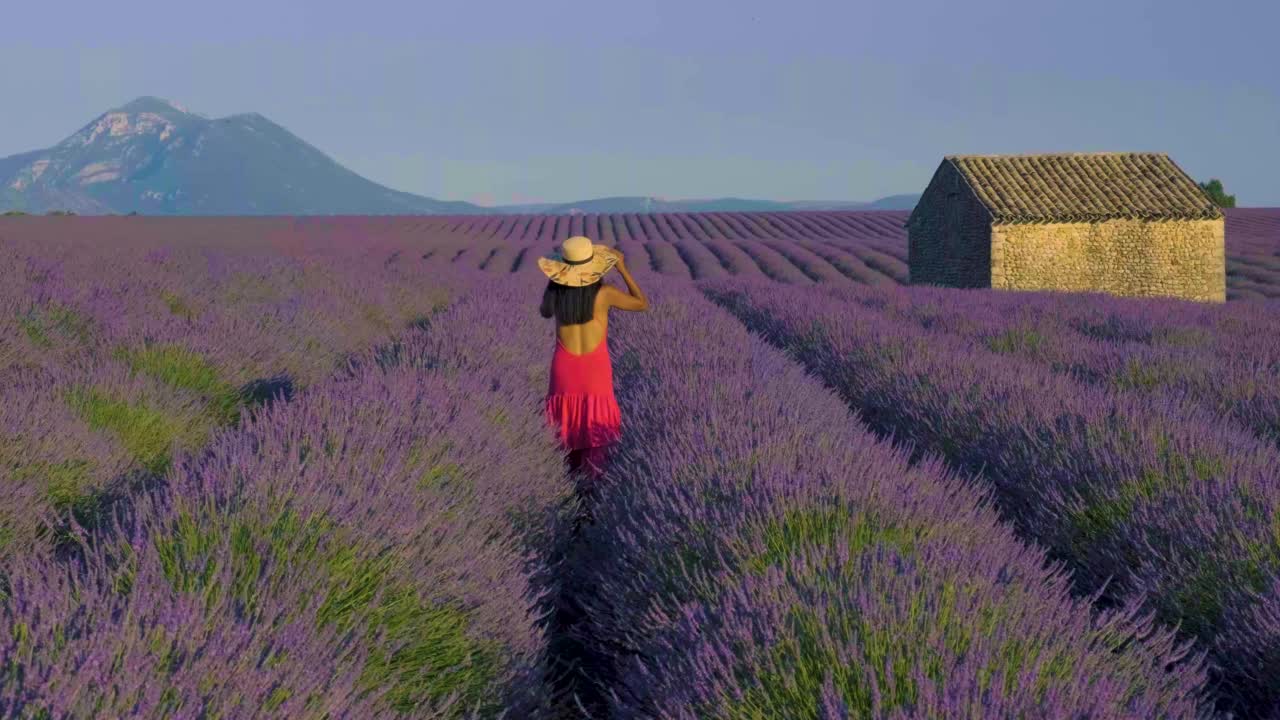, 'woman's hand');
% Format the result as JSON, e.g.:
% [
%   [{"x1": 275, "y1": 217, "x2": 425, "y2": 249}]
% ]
[{"x1": 610, "y1": 248, "x2": 626, "y2": 268}]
